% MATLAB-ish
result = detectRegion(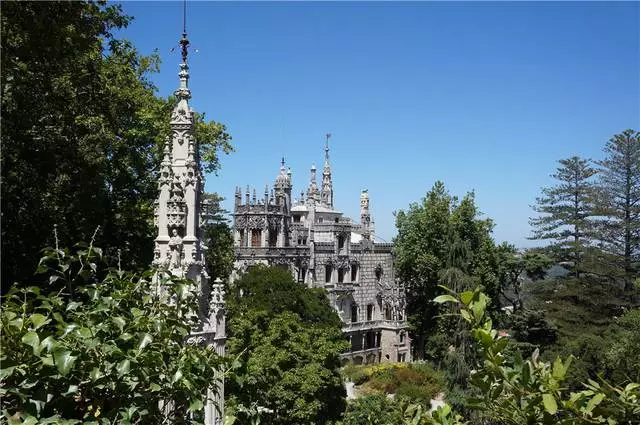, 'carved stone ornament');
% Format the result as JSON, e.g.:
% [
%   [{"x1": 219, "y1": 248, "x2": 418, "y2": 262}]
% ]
[
  {"x1": 171, "y1": 99, "x2": 192, "y2": 124},
  {"x1": 248, "y1": 216, "x2": 266, "y2": 229},
  {"x1": 235, "y1": 216, "x2": 246, "y2": 228}
]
